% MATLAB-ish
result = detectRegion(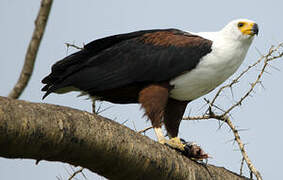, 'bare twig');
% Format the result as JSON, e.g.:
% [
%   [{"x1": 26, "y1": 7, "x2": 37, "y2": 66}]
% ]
[
  {"x1": 138, "y1": 126, "x2": 153, "y2": 134},
  {"x1": 95, "y1": 105, "x2": 114, "y2": 114},
  {"x1": 186, "y1": 114, "x2": 263, "y2": 179},
  {"x1": 56, "y1": 175, "x2": 63, "y2": 180},
  {"x1": 92, "y1": 100, "x2": 96, "y2": 114},
  {"x1": 183, "y1": 43, "x2": 283, "y2": 180},
  {"x1": 183, "y1": 115, "x2": 211, "y2": 120},
  {"x1": 224, "y1": 116, "x2": 262, "y2": 180},
  {"x1": 240, "y1": 157, "x2": 245, "y2": 176},
  {"x1": 8, "y1": 0, "x2": 53, "y2": 99},
  {"x1": 210, "y1": 43, "x2": 283, "y2": 110},
  {"x1": 92, "y1": 98, "x2": 97, "y2": 114},
  {"x1": 223, "y1": 44, "x2": 283, "y2": 116},
  {"x1": 68, "y1": 167, "x2": 84, "y2": 180},
  {"x1": 65, "y1": 42, "x2": 83, "y2": 50},
  {"x1": 132, "y1": 120, "x2": 137, "y2": 131}
]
